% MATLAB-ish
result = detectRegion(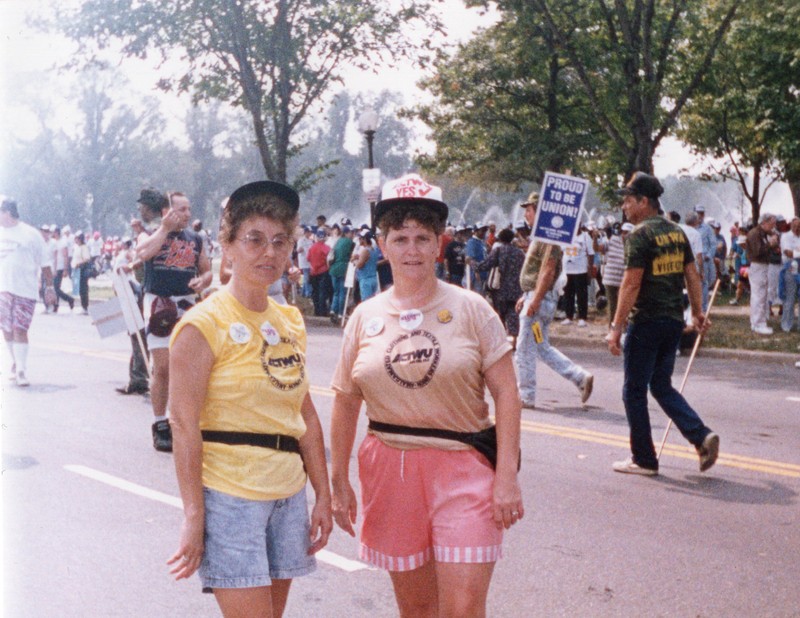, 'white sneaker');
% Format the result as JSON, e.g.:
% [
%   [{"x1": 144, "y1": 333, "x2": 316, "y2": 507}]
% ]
[
  {"x1": 15, "y1": 371, "x2": 30, "y2": 387},
  {"x1": 795, "y1": 361, "x2": 800, "y2": 369},
  {"x1": 612, "y1": 458, "x2": 658, "y2": 476},
  {"x1": 579, "y1": 374, "x2": 594, "y2": 403},
  {"x1": 728, "y1": 299, "x2": 738, "y2": 305},
  {"x1": 577, "y1": 319, "x2": 588, "y2": 327},
  {"x1": 752, "y1": 325, "x2": 773, "y2": 335},
  {"x1": 561, "y1": 318, "x2": 573, "y2": 326},
  {"x1": 521, "y1": 399, "x2": 536, "y2": 409}
]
